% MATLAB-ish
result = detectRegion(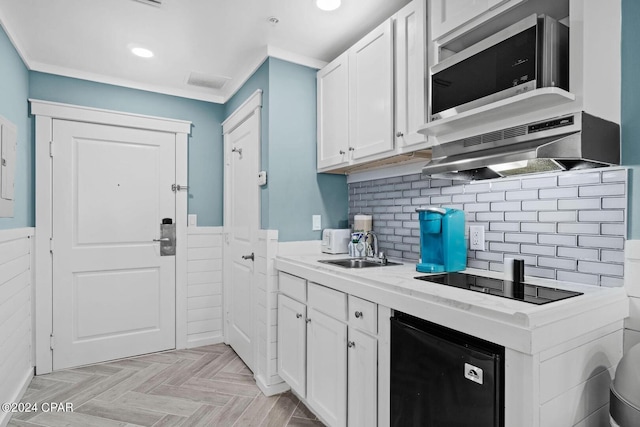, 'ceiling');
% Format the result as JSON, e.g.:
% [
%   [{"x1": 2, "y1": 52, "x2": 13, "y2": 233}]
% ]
[{"x1": 0, "y1": 0, "x2": 411, "y2": 103}]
